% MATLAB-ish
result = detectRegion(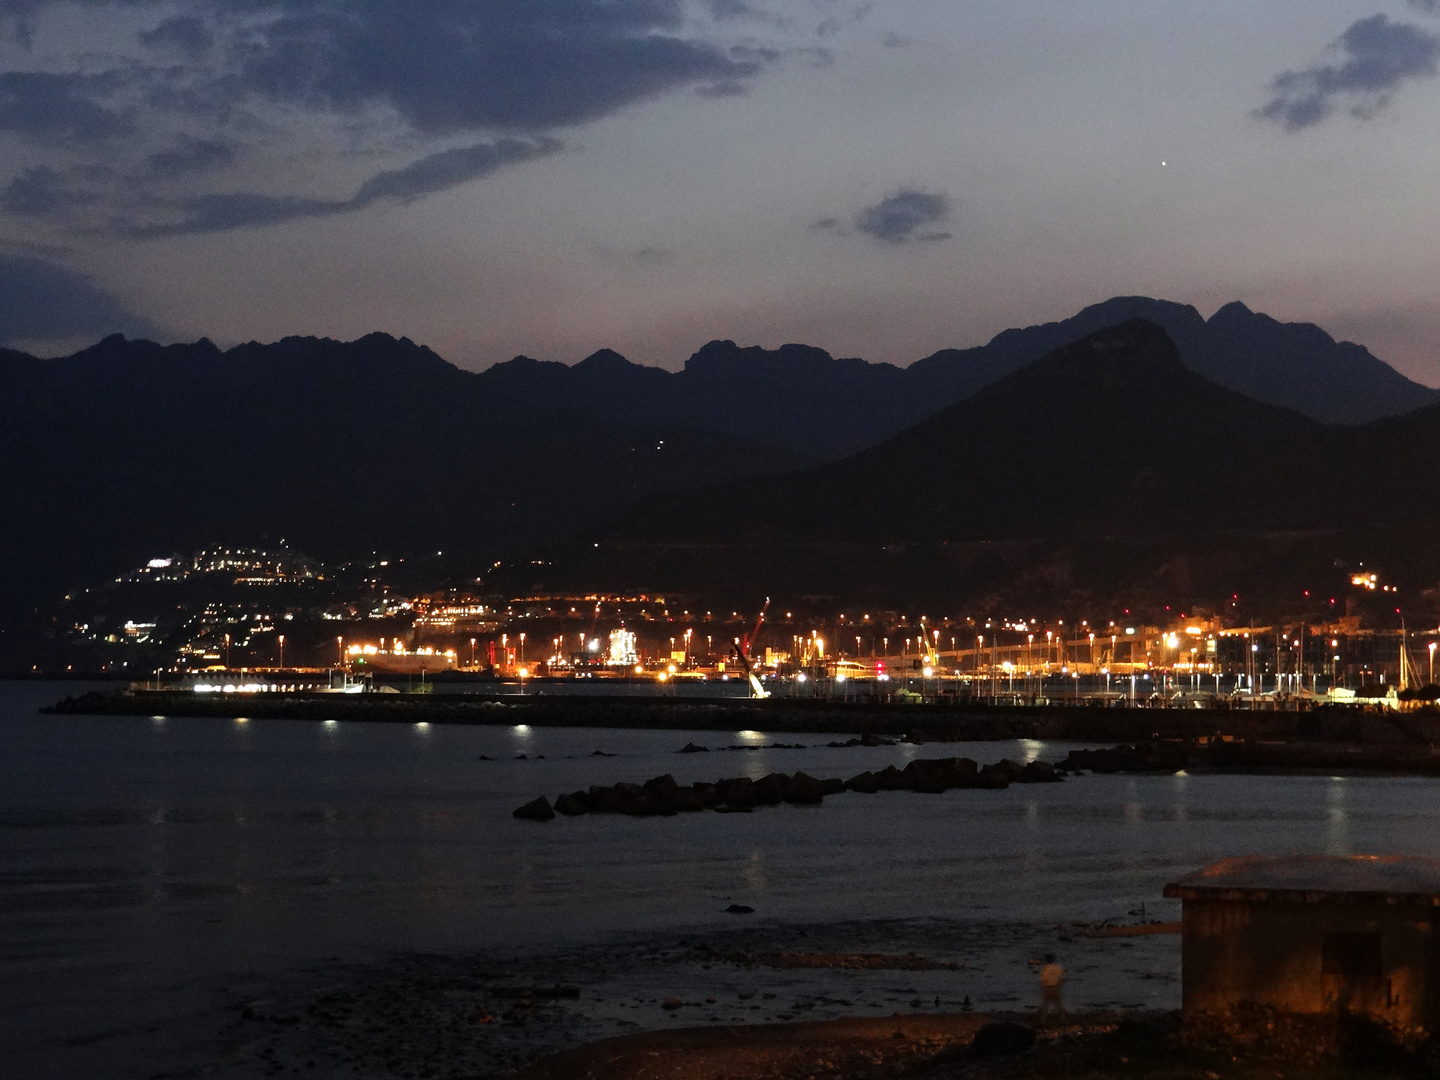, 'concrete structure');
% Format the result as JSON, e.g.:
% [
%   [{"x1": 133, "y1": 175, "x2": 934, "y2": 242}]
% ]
[{"x1": 1164, "y1": 855, "x2": 1440, "y2": 1034}]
